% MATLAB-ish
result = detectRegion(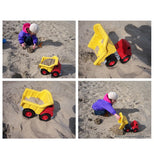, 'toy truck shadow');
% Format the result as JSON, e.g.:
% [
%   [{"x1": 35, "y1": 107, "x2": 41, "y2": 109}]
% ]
[{"x1": 61, "y1": 64, "x2": 75, "y2": 76}]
